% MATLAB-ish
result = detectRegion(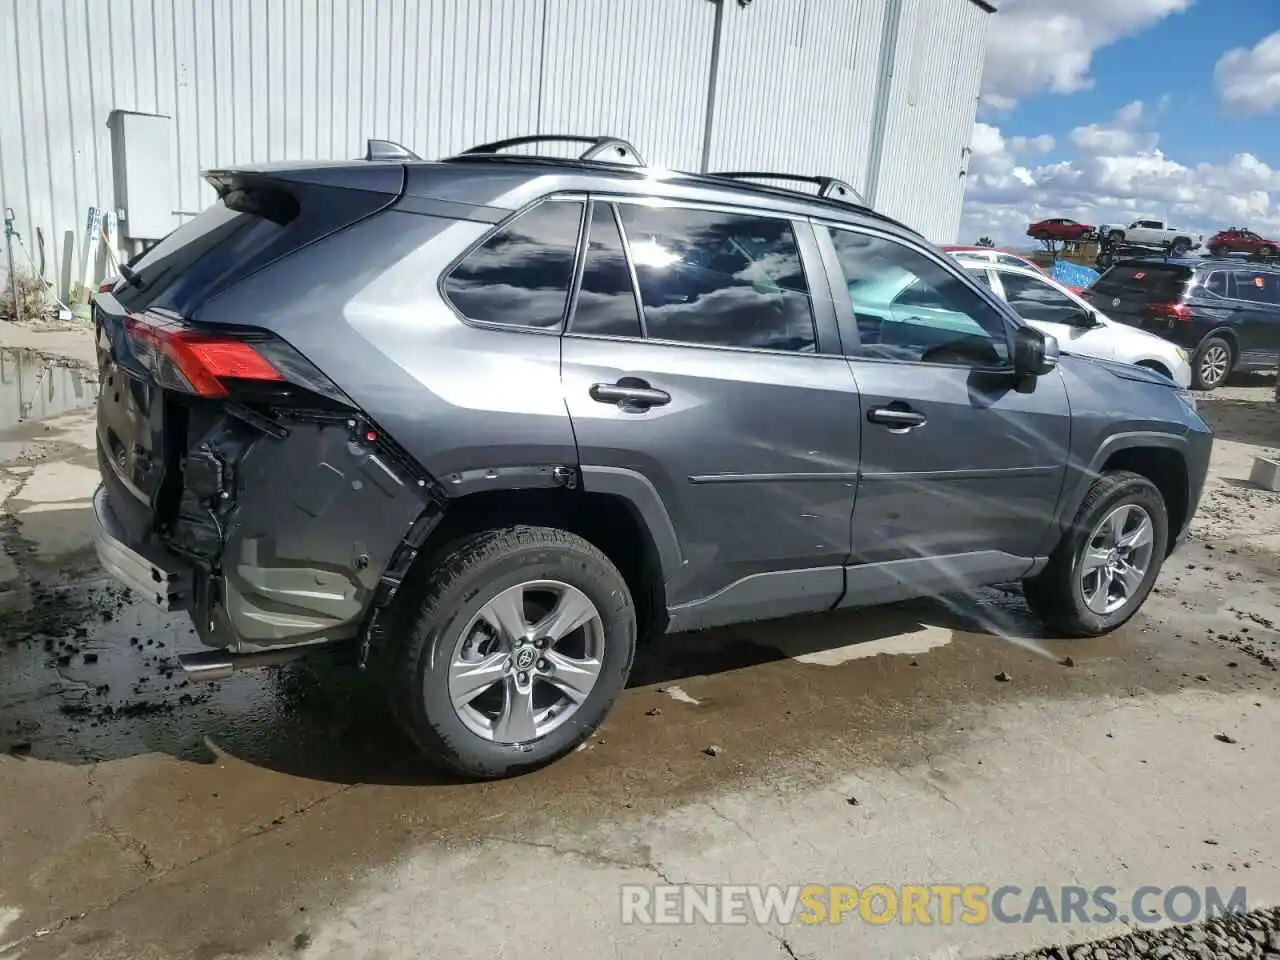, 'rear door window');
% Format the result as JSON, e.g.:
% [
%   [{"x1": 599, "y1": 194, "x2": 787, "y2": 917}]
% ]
[
  {"x1": 444, "y1": 200, "x2": 584, "y2": 330},
  {"x1": 615, "y1": 204, "x2": 817, "y2": 352}
]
